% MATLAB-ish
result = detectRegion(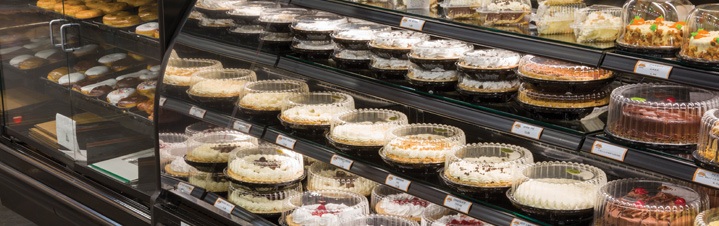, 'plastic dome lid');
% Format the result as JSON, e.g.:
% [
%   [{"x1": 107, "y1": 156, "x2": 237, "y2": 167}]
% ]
[
  {"x1": 291, "y1": 14, "x2": 348, "y2": 31},
  {"x1": 695, "y1": 109, "x2": 719, "y2": 167},
  {"x1": 571, "y1": 5, "x2": 623, "y2": 43},
  {"x1": 371, "y1": 185, "x2": 430, "y2": 222},
  {"x1": 258, "y1": 8, "x2": 308, "y2": 23},
  {"x1": 409, "y1": 40, "x2": 473, "y2": 59},
  {"x1": 329, "y1": 108, "x2": 409, "y2": 147},
  {"x1": 442, "y1": 143, "x2": 534, "y2": 188},
  {"x1": 517, "y1": 83, "x2": 611, "y2": 108},
  {"x1": 679, "y1": 4, "x2": 719, "y2": 63},
  {"x1": 344, "y1": 214, "x2": 419, "y2": 226},
  {"x1": 332, "y1": 23, "x2": 391, "y2": 41},
  {"x1": 458, "y1": 49, "x2": 522, "y2": 69},
  {"x1": 185, "y1": 130, "x2": 259, "y2": 163},
  {"x1": 695, "y1": 208, "x2": 719, "y2": 226},
  {"x1": 594, "y1": 179, "x2": 707, "y2": 226},
  {"x1": 369, "y1": 30, "x2": 430, "y2": 49},
  {"x1": 227, "y1": 143, "x2": 305, "y2": 184},
  {"x1": 187, "y1": 68, "x2": 257, "y2": 97},
  {"x1": 163, "y1": 58, "x2": 223, "y2": 86},
  {"x1": 421, "y1": 204, "x2": 489, "y2": 225},
  {"x1": 280, "y1": 92, "x2": 356, "y2": 126},
  {"x1": 517, "y1": 55, "x2": 613, "y2": 81},
  {"x1": 228, "y1": 182, "x2": 302, "y2": 214},
  {"x1": 306, "y1": 162, "x2": 377, "y2": 196},
  {"x1": 237, "y1": 80, "x2": 310, "y2": 111},
  {"x1": 184, "y1": 121, "x2": 226, "y2": 137},
  {"x1": 381, "y1": 123, "x2": 466, "y2": 164},
  {"x1": 187, "y1": 168, "x2": 230, "y2": 193},
  {"x1": 280, "y1": 190, "x2": 370, "y2": 226},
  {"x1": 159, "y1": 133, "x2": 189, "y2": 166},
  {"x1": 227, "y1": 1, "x2": 280, "y2": 16},
  {"x1": 617, "y1": 0, "x2": 694, "y2": 48}
]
